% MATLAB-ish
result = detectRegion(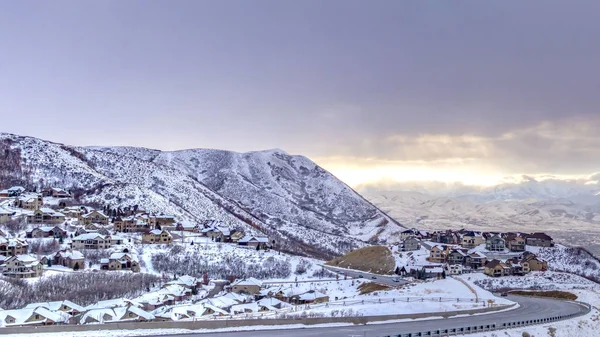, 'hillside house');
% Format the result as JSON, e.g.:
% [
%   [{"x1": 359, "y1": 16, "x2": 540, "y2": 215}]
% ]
[
  {"x1": 238, "y1": 236, "x2": 269, "y2": 248},
  {"x1": 0, "y1": 209, "x2": 15, "y2": 224},
  {"x1": 231, "y1": 278, "x2": 262, "y2": 294},
  {"x1": 26, "y1": 208, "x2": 66, "y2": 224},
  {"x1": 0, "y1": 307, "x2": 70, "y2": 326},
  {"x1": 114, "y1": 216, "x2": 148, "y2": 233},
  {"x1": 81, "y1": 210, "x2": 109, "y2": 225},
  {"x1": 484, "y1": 259, "x2": 510, "y2": 277},
  {"x1": 142, "y1": 229, "x2": 173, "y2": 244},
  {"x1": 507, "y1": 235, "x2": 526, "y2": 252},
  {"x1": 100, "y1": 253, "x2": 140, "y2": 272},
  {"x1": 289, "y1": 290, "x2": 329, "y2": 305},
  {"x1": 51, "y1": 249, "x2": 85, "y2": 270},
  {"x1": 522, "y1": 252, "x2": 548, "y2": 271},
  {"x1": 79, "y1": 306, "x2": 154, "y2": 324},
  {"x1": 505, "y1": 257, "x2": 530, "y2": 275},
  {"x1": 398, "y1": 236, "x2": 420, "y2": 252},
  {"x1": 149, "y1": 215, "x2": 176, "y2": 229},
  {"x1": 525, "y1": 233, "x2": 554, "y2": 247},
  {"x1": 433, "y1": 230, "x2": 461, "y2": 245},
  {"x1": 0, "y1": 186, "x2": 26, "y2": 197},
  {"x1": 16, "y1": 193, "x2": 44, "y2": 210},
  {"x1": 71, "y1": 233, "x2": 112, "y2": 250},
  {"x1": 447, "y1": 264, "x2": 463, "y2": 275},
  {"x1": 486, "y1": 235, "x2": 506, "y2": 251},
  {"x1": 465, "y1": 252, "x2": 487, "y2": 269},
  {"x1": 46, "y1": 188, "x2": 71, "y2": 198},
  {"x1": 461, "y1": 232, "x2": 484, "y2": 248},
  {"x1": 25, "y1": 300, "x2": 85, "y2": 316},
  {"x1": 27, "y1": 225, "x2": 67, "y2": 239},
  {"x1": 1, "y1": 254, "x2": 43, "y2": 278},
  {"x1": 428, "y1": 245, "x2": 450, "y2": 263},
  {"x1": 0, "y1": 238, "x2": 28, "y2": 257},
  {"x1": 447, "y1": 249, "x2": 468, "y2": 266},
  {"x1": 175, "y1": 222, "x2": 198, "y2": 232}
]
